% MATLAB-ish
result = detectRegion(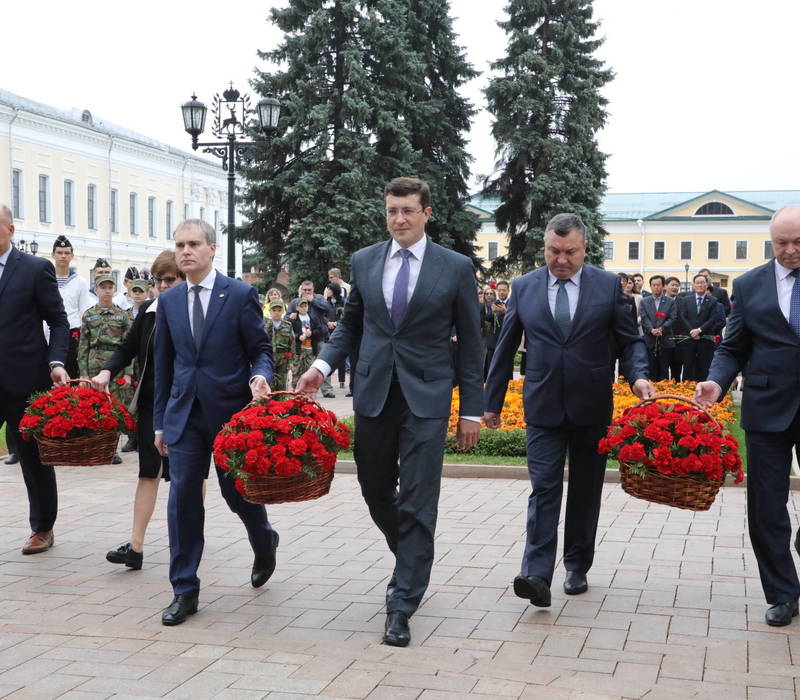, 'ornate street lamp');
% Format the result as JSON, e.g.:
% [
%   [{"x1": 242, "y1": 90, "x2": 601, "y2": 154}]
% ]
[
  {"x1": 29, "y1": 239, "x2": 38, "y2": 256},
  {"x1": 684, "y1": 263, "x2": 690, "y2": 291},
  {"x1": 181, "y1": 84, "x2": 281, "y2": 278}
]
